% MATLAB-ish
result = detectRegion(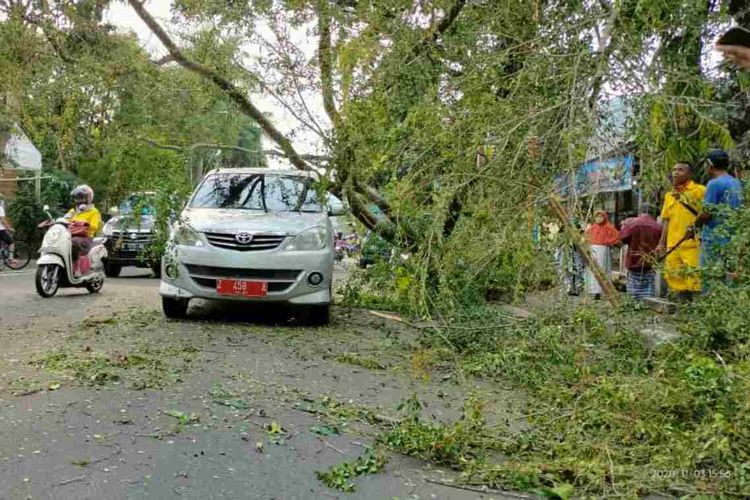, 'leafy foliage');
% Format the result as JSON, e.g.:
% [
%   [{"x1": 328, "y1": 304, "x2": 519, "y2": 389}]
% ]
[
  {"x1": 373, "y1": 296, "x2": 750, "y2": 497},
  {"x1": 380, "y1": 394, "x2": 488, "y2": 468},
  {"x1": 315, "y1": 447, "x2": 389, "y2": 492},
  {"x1": 8, "y1": 169, "x2": 80, "y2": 244},
  {"x1": 4, "y1": 0, "x2": 744, "y2": 312},
  {"x1": 0, "y1": 8, "x2": 265, "y2": 214},
  {"x1": 4, "y1": 3, "x2": 750, "y2": 496}
]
